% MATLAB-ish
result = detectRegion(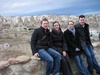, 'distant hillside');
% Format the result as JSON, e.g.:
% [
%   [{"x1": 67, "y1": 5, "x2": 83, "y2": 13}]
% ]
[{"x1": 0, "y1": 14, "x2": 100, "y2": 31}]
